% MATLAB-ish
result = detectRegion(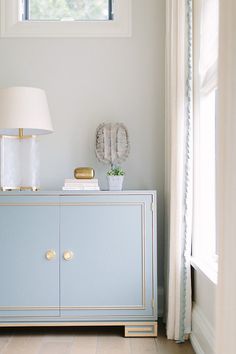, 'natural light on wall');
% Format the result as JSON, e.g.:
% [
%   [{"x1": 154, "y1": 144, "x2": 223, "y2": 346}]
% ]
[{"x1": 192, "y1": 0, "x2": 219, "y2": 284}]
